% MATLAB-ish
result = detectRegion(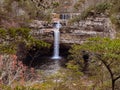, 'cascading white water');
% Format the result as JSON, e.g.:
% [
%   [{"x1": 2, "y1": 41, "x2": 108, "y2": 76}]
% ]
[{"x1": 52, "y1": 21, "x2": 61, "y2": 59}]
